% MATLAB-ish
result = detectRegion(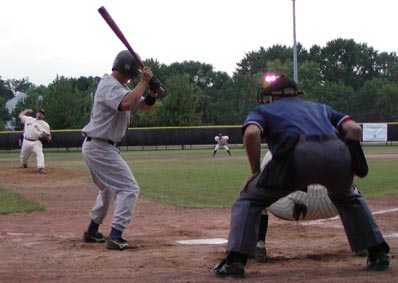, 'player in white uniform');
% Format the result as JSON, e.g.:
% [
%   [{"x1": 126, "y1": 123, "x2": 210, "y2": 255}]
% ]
[
  {"x1": 81, "y1": 50, "x2": 160, "y2": 250},
  {"x1": 213, "y1": 133, "x2": 231, "y2": 157},
  {"x1": 19, "y1": 109, "x2": 51, "y2": 174}
]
